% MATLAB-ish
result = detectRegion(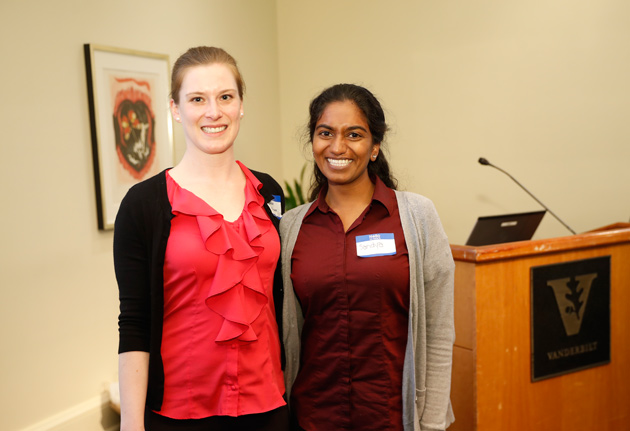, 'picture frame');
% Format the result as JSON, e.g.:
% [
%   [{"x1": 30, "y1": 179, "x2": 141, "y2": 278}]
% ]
[{"x1": 84, "y1": 44, "x2": 174, "y2": 230}]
